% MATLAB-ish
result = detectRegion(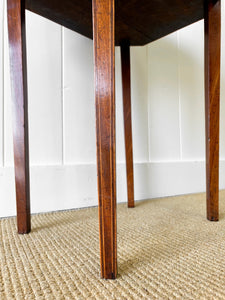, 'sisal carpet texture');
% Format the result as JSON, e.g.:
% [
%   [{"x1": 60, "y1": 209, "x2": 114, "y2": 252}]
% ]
[{"x1": 1, "y1": 192, "x2": 225, "y2": 299}]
